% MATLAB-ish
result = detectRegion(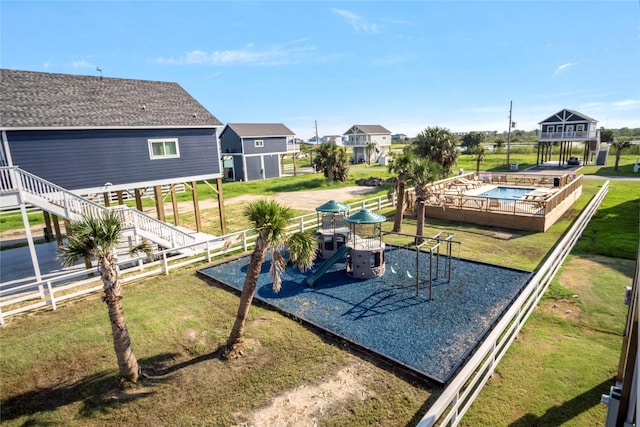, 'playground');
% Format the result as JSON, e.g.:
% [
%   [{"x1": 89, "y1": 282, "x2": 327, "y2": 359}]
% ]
[{"x1": 199, "y1": 202, "x2": 532, "y2": 384}]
